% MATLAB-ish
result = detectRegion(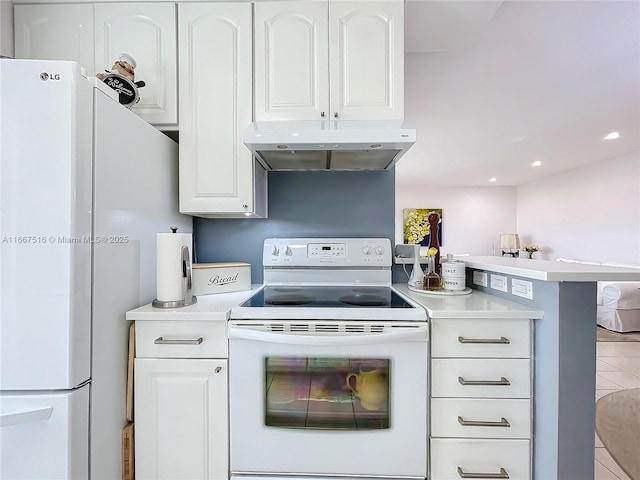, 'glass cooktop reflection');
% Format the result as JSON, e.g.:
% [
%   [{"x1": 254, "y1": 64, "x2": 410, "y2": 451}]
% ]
[{"x1": 241, "y1": 286, "x2": 414, "y2": 308}]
